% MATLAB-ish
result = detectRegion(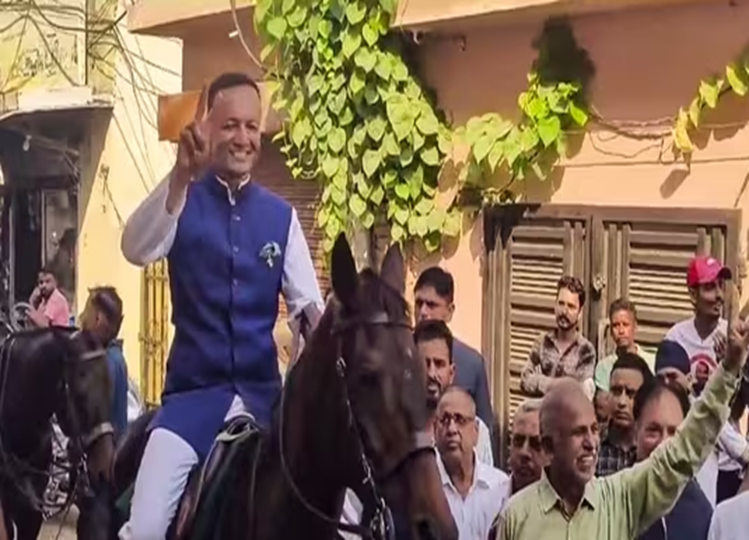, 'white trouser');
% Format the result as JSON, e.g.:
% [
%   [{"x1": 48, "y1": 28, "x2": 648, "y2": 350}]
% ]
[{"x1": 118, "y1": 396, "x2": 249, "y2": 540}]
